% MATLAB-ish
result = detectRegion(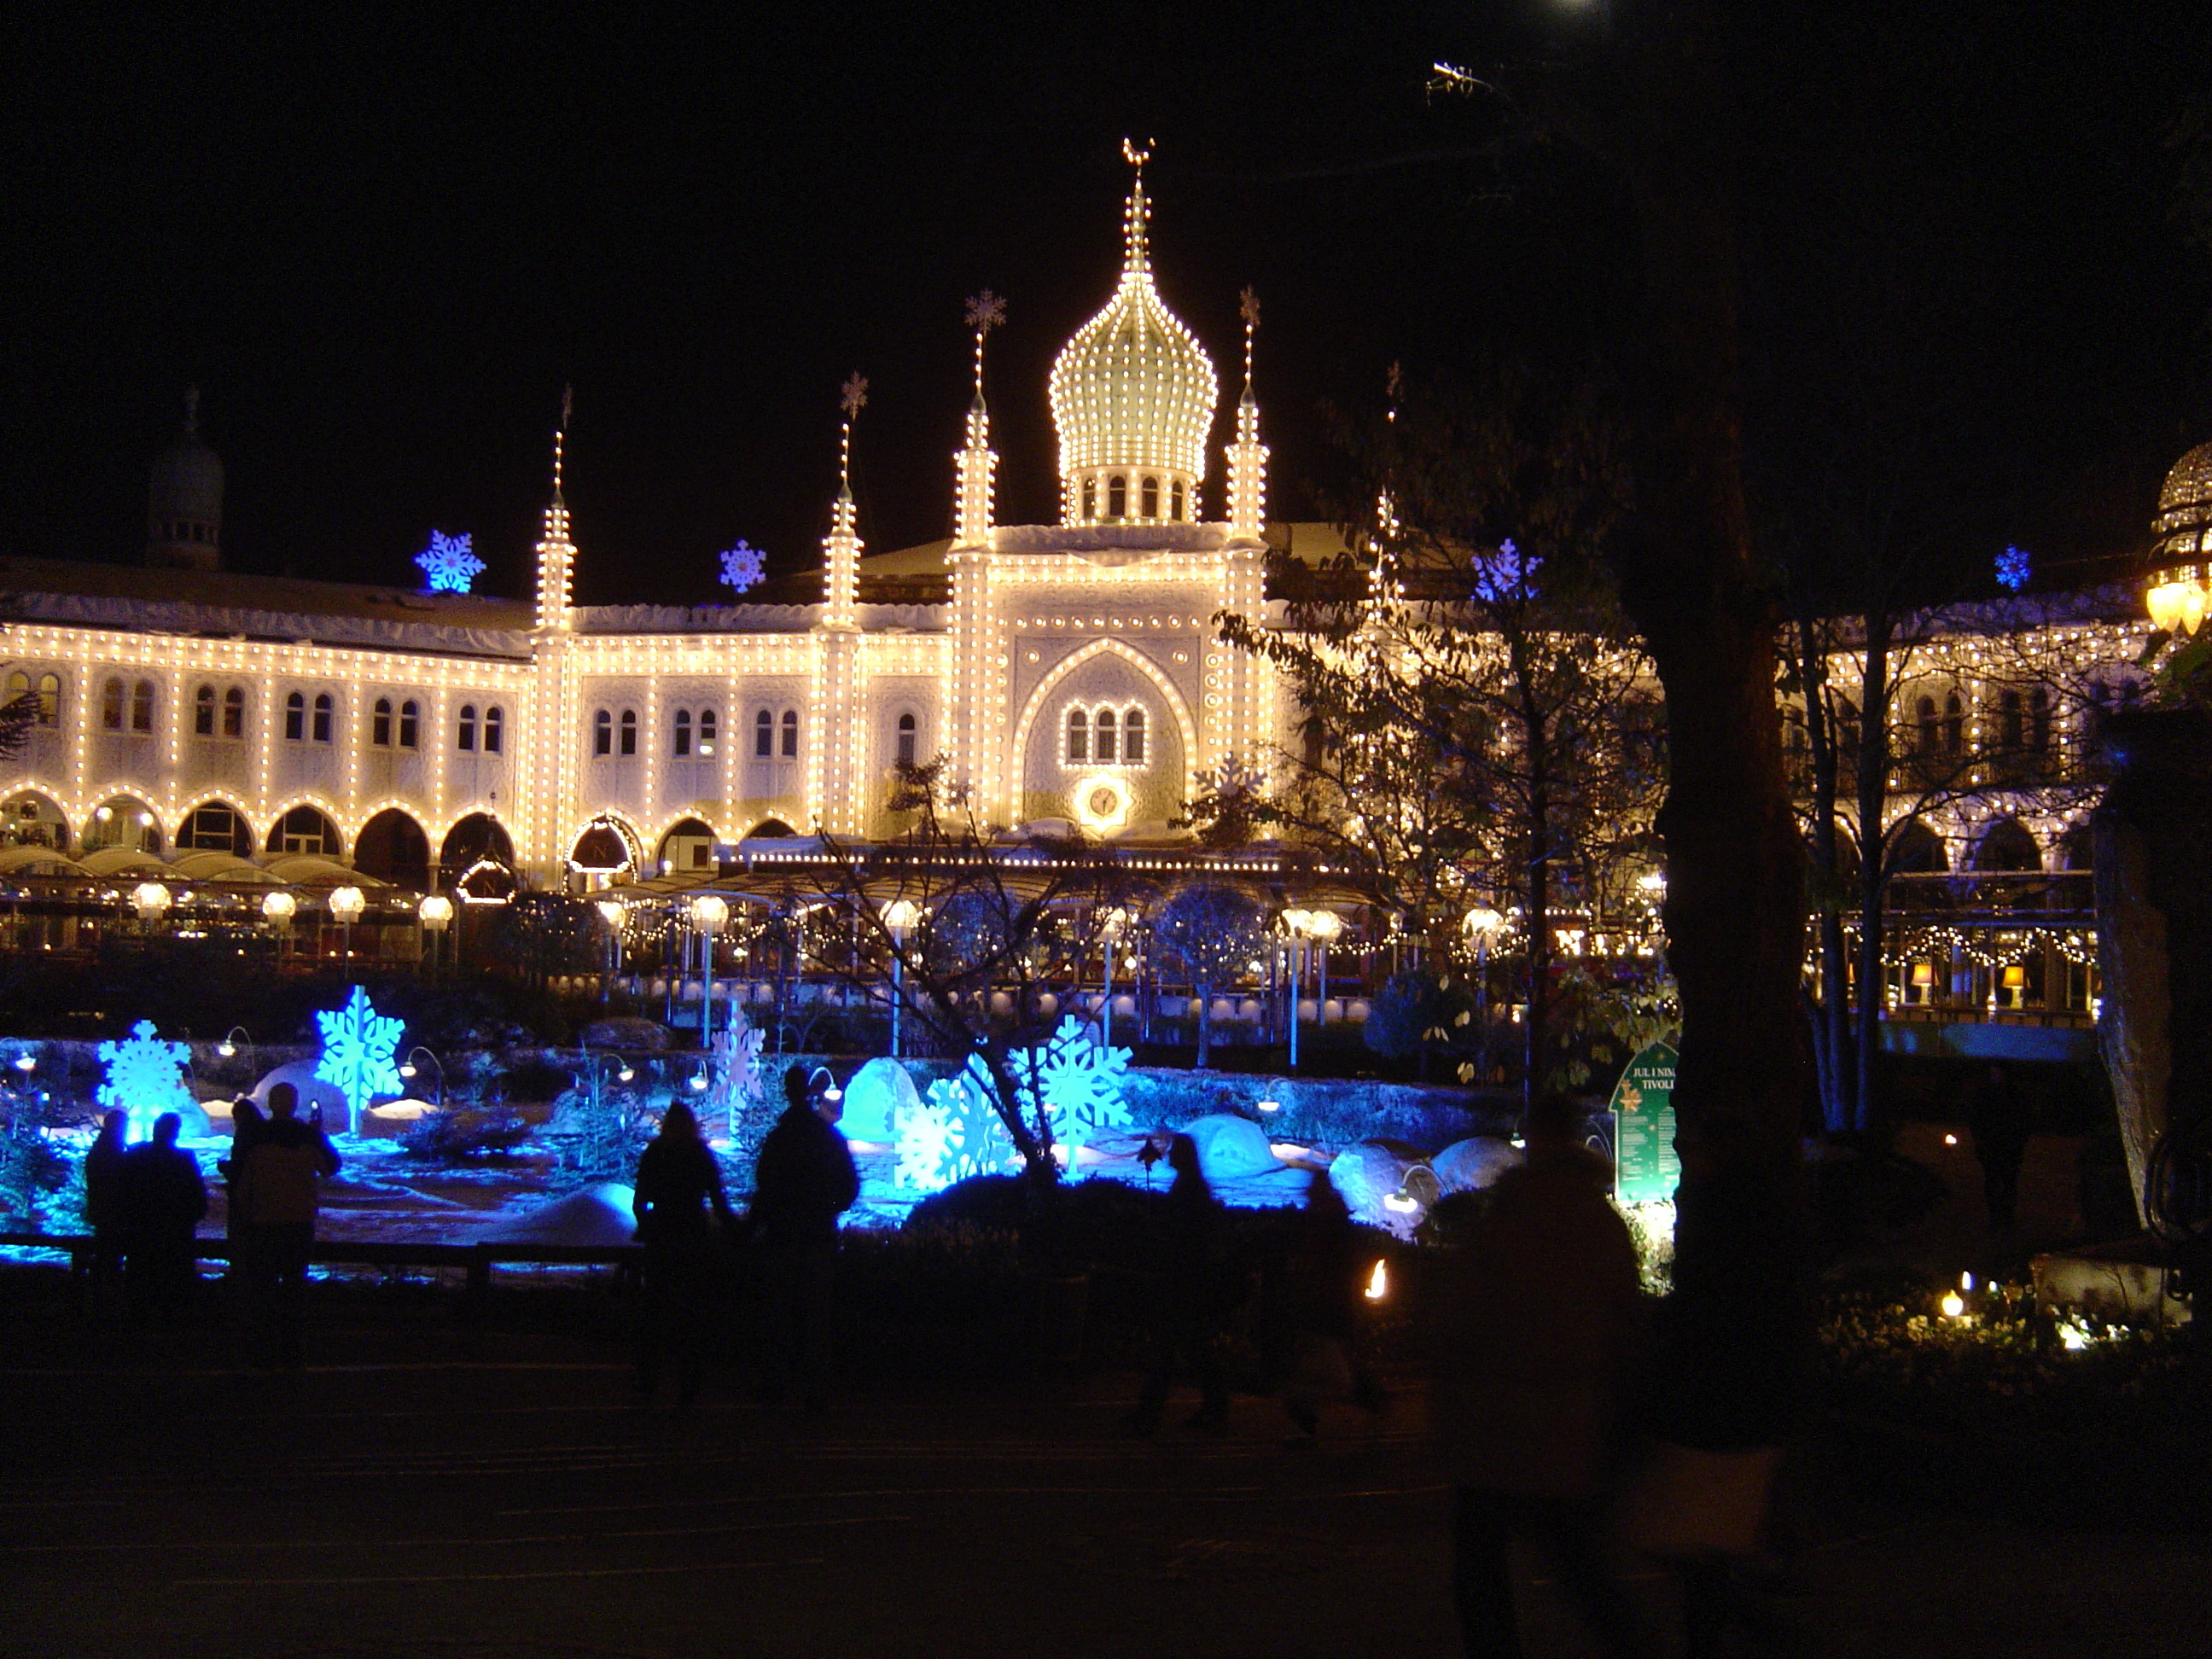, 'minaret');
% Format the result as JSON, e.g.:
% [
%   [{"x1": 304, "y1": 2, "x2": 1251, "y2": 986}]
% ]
[
  {"x1": 1220, "y1": 288, "x2": 1271, "y2": 768},
  {"x1": 949, "y1": 293, "x2": 1003, "y2": 807},
  {"x1": 527, "y1": 388, "x2": 581, "y2": 880},
  {"x1": 147, "y1": 387, "x2": 224, "y2": 571},
  {"x1": 821, "y1": 374, "x2": 867, "y2": 631}
]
